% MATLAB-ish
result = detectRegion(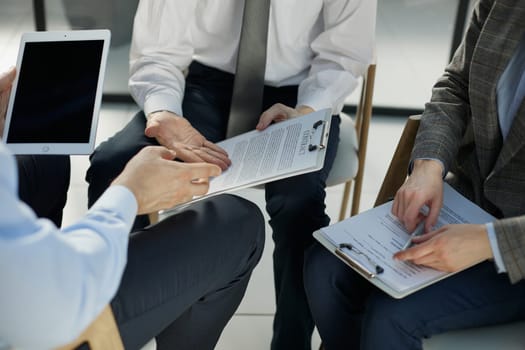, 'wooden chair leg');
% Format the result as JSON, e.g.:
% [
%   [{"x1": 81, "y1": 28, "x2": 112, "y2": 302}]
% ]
[
  {"x1": 338, "y1": 180, "x2": 353, "y2": 221},
  {"x1": 148, "y1": 211, "x2": 159, "y2": 225}
]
